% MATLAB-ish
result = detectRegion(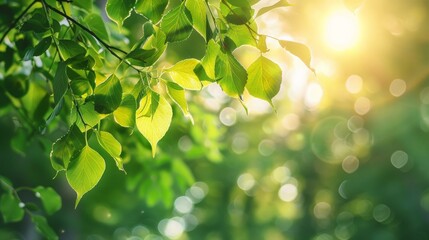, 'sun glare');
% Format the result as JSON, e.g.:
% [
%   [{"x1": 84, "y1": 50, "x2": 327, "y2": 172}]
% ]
[{"x1": 324, "y1": 9, "x2": 360, "y2": 51}]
